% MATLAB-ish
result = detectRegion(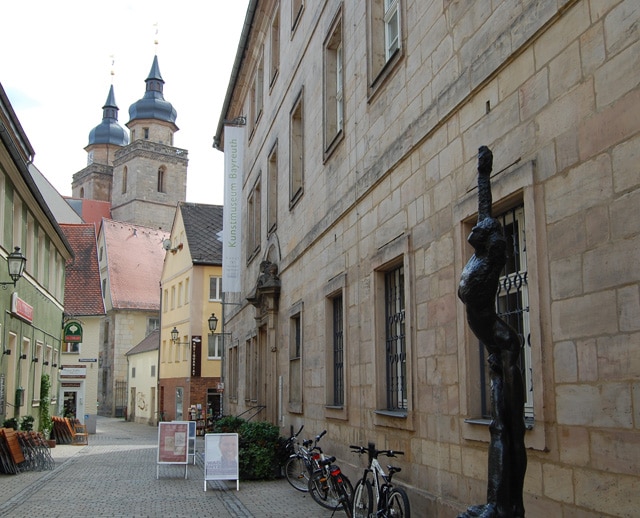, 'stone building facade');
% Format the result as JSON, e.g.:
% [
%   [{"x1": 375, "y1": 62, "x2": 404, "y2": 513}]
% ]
[{"x1": 215, "y1": 1, "x2": 640, "y2": 516}]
